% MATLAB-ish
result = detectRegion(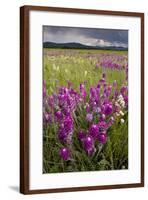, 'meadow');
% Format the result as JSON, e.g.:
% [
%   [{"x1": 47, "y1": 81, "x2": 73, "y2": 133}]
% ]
[{"x1": 43, "y1": 48, "x2": 128, "y2": 173}]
